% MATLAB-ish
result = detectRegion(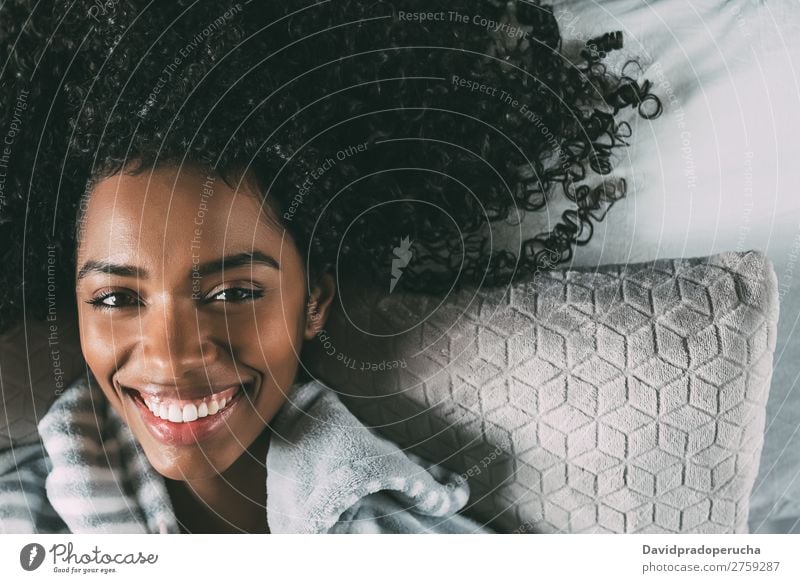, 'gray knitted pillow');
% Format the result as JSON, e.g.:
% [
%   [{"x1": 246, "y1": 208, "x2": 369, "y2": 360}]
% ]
[{"x1": 303, "y1": 250, "x2": 780, "y2": 533}]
